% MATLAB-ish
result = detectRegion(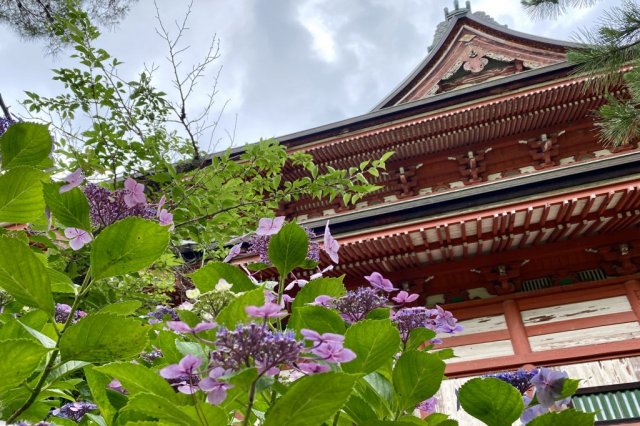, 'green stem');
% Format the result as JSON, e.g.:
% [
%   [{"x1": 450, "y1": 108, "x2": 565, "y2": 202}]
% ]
[
  {"x1": 332, "y1": 411, "x2": 341, "y2": 426},
  {"x1": 243, "y1": 379, "x2": 259, "y2": 426},
  {"x1": 7, "y1": 269, "x2": 93, "y2": 423}
]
